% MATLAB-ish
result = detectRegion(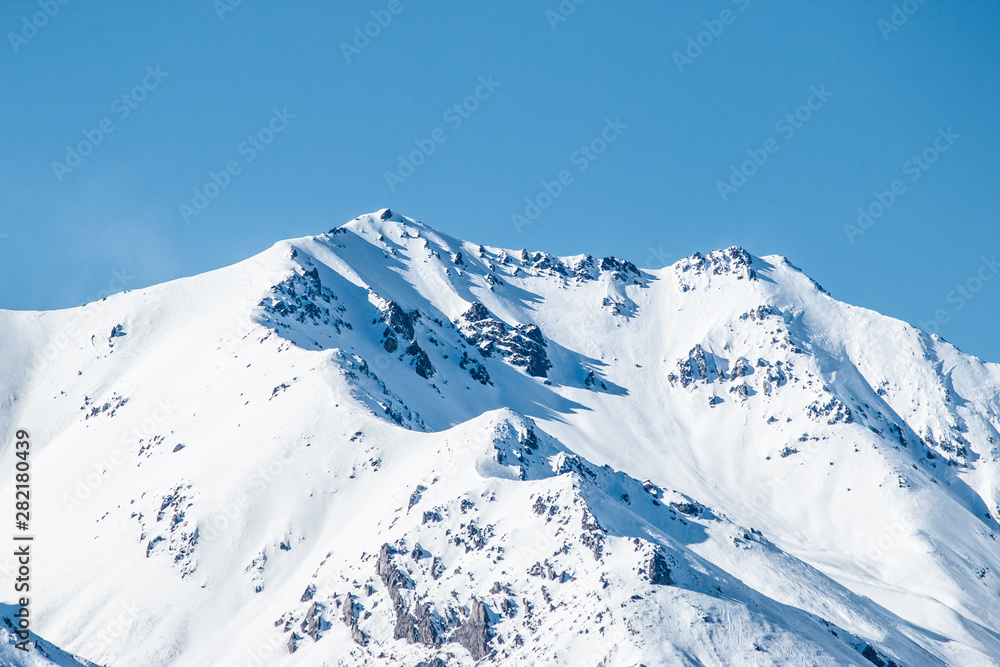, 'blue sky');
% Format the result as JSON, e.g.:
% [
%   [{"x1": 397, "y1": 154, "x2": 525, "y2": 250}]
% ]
[{"x1": 1, "y1": 1, "x2": 998, "y2": 361}]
